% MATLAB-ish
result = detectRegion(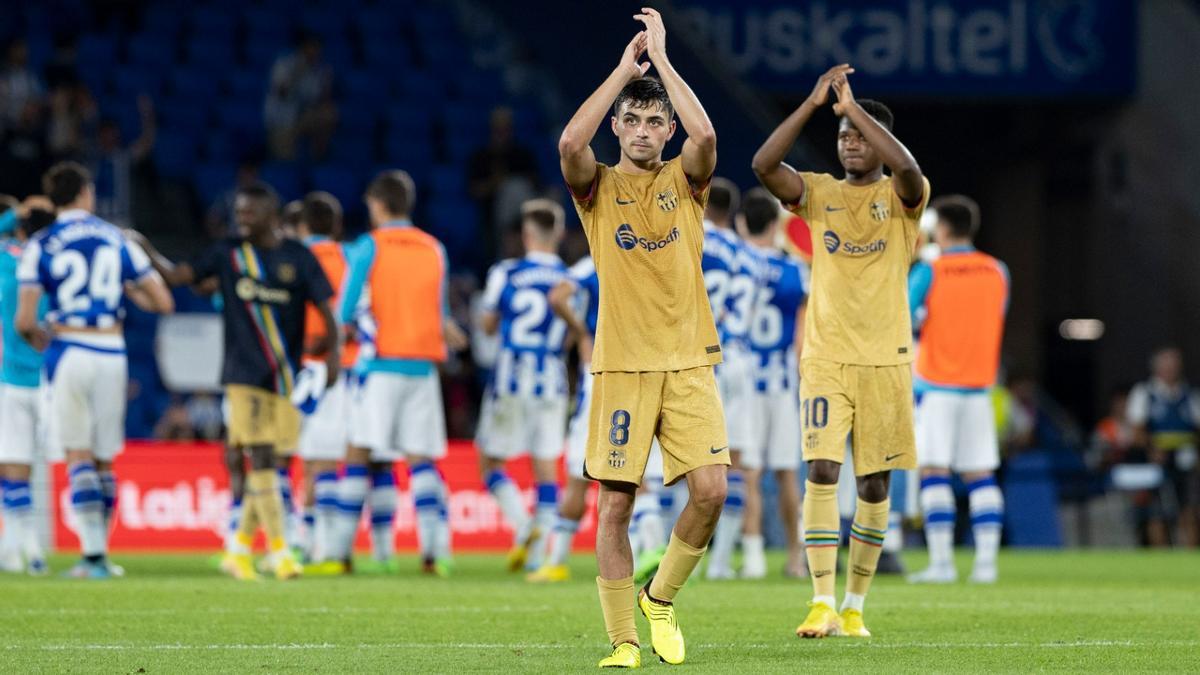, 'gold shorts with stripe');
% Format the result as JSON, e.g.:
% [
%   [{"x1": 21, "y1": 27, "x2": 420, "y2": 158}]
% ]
[
  {"x1": 226, "y1": 384, "x2": 301, "y2": 453},
  {"x1": 585, "y1": 366, "x2": 729, "y2": 486},
  {"x1": 799, "y1": 359, "x2": 916, "y2": 476}
]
